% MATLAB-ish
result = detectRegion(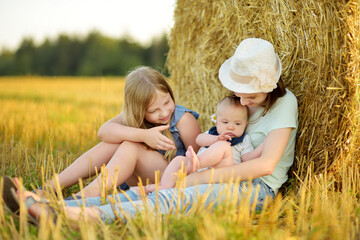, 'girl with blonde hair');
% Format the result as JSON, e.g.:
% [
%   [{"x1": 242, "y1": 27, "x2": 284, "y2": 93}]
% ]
[{"x1": 35, "y1": 66, "x2": 201, "y2": 198}]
